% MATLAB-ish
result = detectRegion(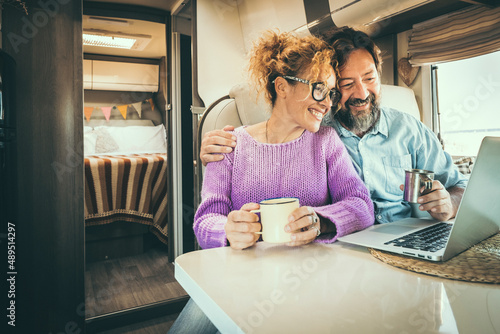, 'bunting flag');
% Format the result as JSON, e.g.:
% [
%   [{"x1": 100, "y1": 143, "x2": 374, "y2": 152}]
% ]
[
  {"x1": 82, "y1": 98, "x2": 153, "y2": 121},
  {"x1": 84, "y1": 107, "x2": 94, "y2": 122},
  {"x1": 132, "y1": 102, "x2": 142, "y2": 118},
  {"x1": 101, "y1": 106, "x2": 112, "y2": 121},
  {"x1": 117, "y1": 105, "x2": 128, "y2": 119}
]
